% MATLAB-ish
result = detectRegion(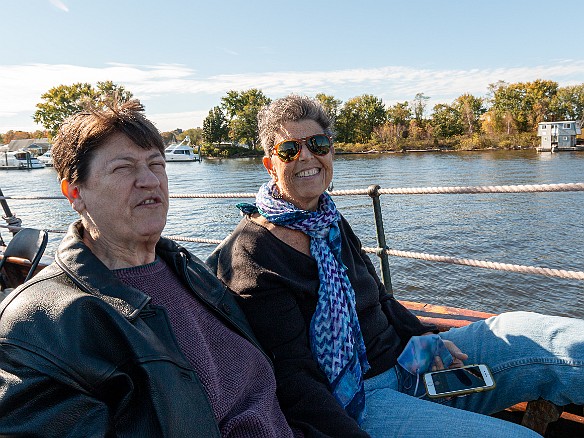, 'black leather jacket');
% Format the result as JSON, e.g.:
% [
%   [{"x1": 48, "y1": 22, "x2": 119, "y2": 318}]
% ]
[{"x1": 0, "y1": 221, "x2": 267, "y2": 437}]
